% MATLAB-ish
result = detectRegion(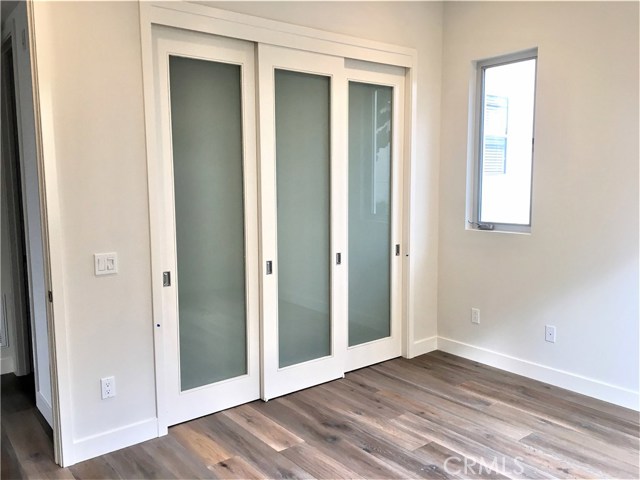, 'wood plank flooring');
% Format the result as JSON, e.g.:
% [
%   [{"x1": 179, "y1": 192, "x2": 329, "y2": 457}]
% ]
[{"x1": 2, "y1": 352, "x2": 638, "y2": 479}]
